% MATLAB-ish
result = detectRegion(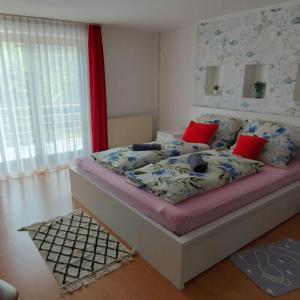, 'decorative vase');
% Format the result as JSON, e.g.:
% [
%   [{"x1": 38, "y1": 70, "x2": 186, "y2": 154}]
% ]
[
  {"x1": 255, "y1": 87, "x2": 265, "y2": 99},
  {"x1": 213, "y1": 89, "x2": 220, "y2": 96}
]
